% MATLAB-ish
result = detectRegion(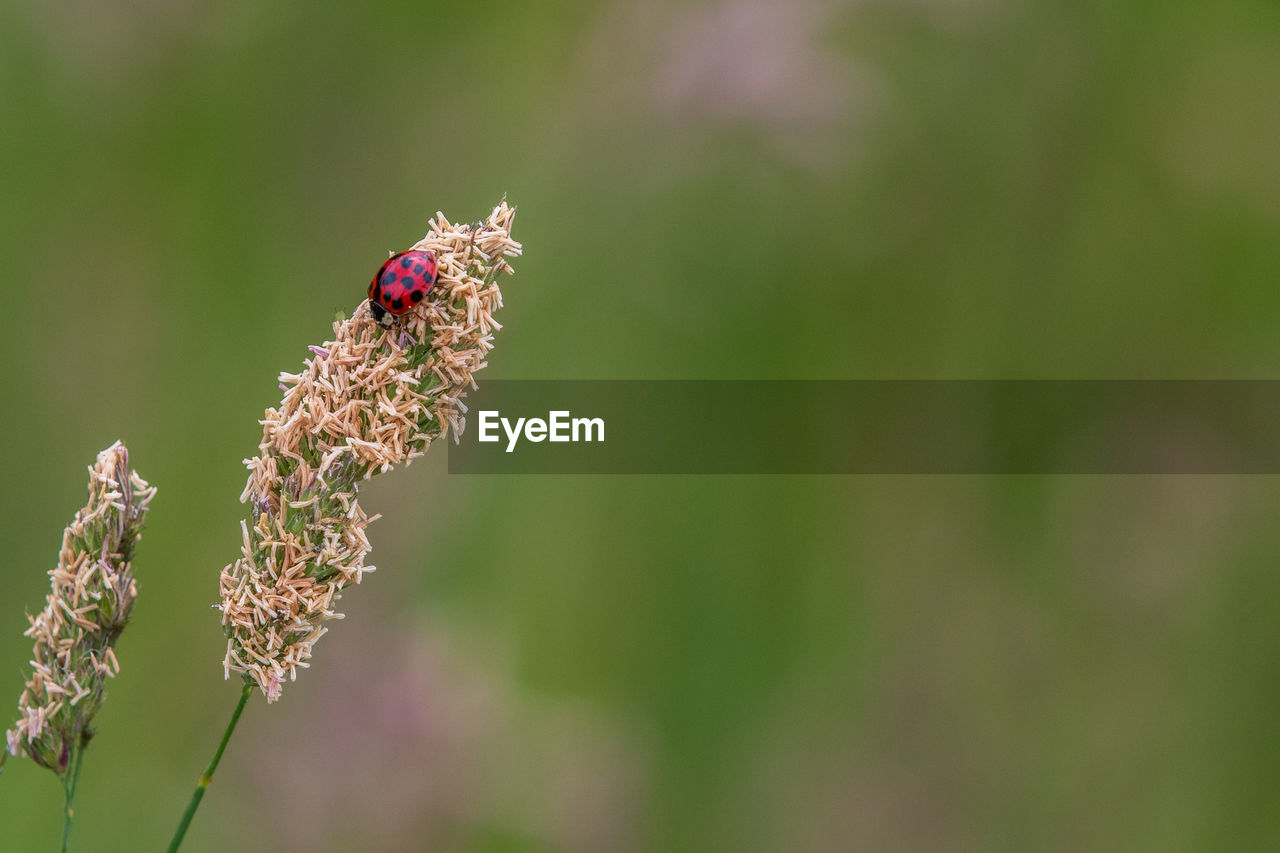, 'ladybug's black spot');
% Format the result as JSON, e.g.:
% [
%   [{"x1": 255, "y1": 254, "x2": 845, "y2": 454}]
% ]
[
  {"x1": 400, "y1": 257, "x2": 413, "y2": 270},
  {"x1": 392, "y1": 297, "x2": 404, "y2": 310},
  {"x1": 381, "y1": 271, "x2": 398, "y2": 287},
  {"x1": 381, "y1": 288, "x2": 395, "y2": 303},
  {"x1": 401, "y1": 276, "x2": 416, "y2": 287},
  {"x1": 410, "y1": 289, "x2": 424, "y2": 302},
  {"x1": 413, "y1": 264, "x2": 424, "y2": 274}
]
